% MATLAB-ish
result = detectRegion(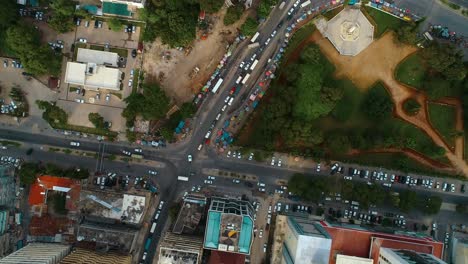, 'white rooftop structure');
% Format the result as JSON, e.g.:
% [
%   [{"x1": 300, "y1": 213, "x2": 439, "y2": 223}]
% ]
[
  {"x1": 281, "y1": 217, "x2": 332, "y2": 264},
  {"x1": 0, "y1": 243, "x2": 70, "y2": 264},
  {"x1": 336, "y1": 254, "x2": 373, "y2": 264},
  {"x1": 64, "y1": 48, "x2": 121, "y2": 91},
  {"x1": 317, "y1": 8, "x2": 374, "y2": 56},
  {"x1": 76, "y1": 48, "x2": 119, "y2": 67}
]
